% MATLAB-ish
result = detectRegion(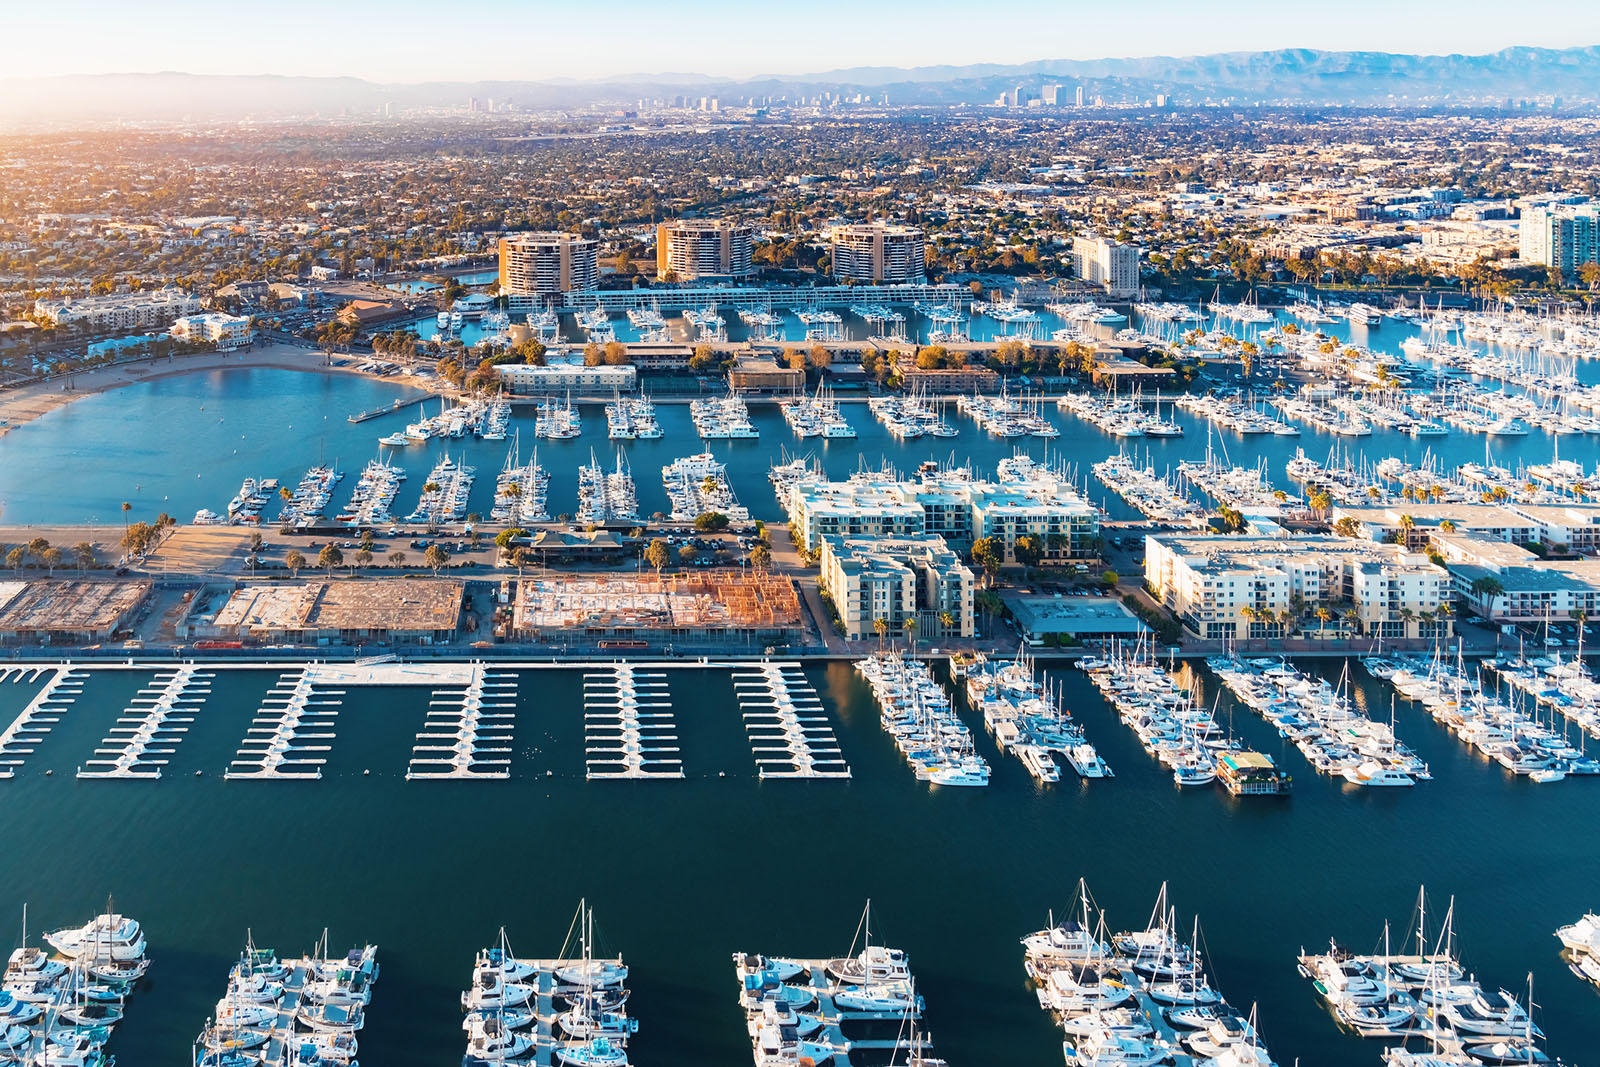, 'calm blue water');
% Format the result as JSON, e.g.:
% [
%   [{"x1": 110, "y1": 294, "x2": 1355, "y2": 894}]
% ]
[{"x1": 0, "y1": 661, "x2": 1595, "y2": 1067}]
